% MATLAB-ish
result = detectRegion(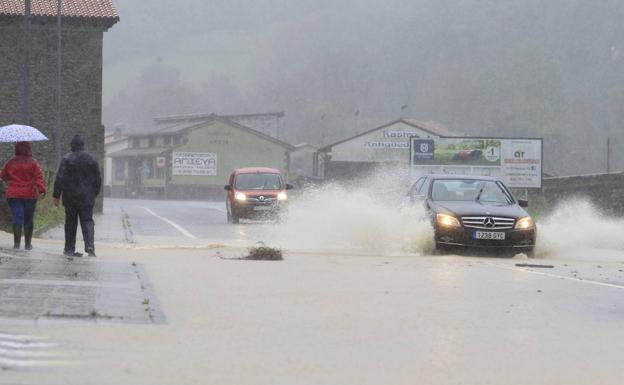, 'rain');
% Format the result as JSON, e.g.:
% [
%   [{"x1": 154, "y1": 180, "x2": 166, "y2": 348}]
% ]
[{"x1": 0, "y1": 1, "x2": 624, "y2": 384}]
